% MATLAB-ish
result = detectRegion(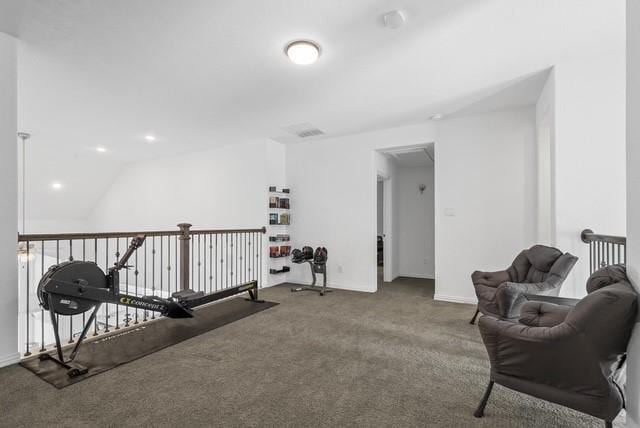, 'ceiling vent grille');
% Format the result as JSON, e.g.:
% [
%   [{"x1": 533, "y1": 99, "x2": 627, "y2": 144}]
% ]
[{"x1": 283, "y1": 123, "x2": 325, "y2": 138}]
